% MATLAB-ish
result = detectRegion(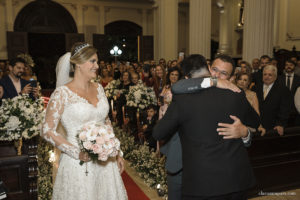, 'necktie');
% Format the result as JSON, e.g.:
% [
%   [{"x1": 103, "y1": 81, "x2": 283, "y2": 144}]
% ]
[
  {"x1": 287, "y1": 75, "x2": 291, "y2": 90},
  {"x1": 263, "y1": 85, "x2": 269, "y2": 100}
]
